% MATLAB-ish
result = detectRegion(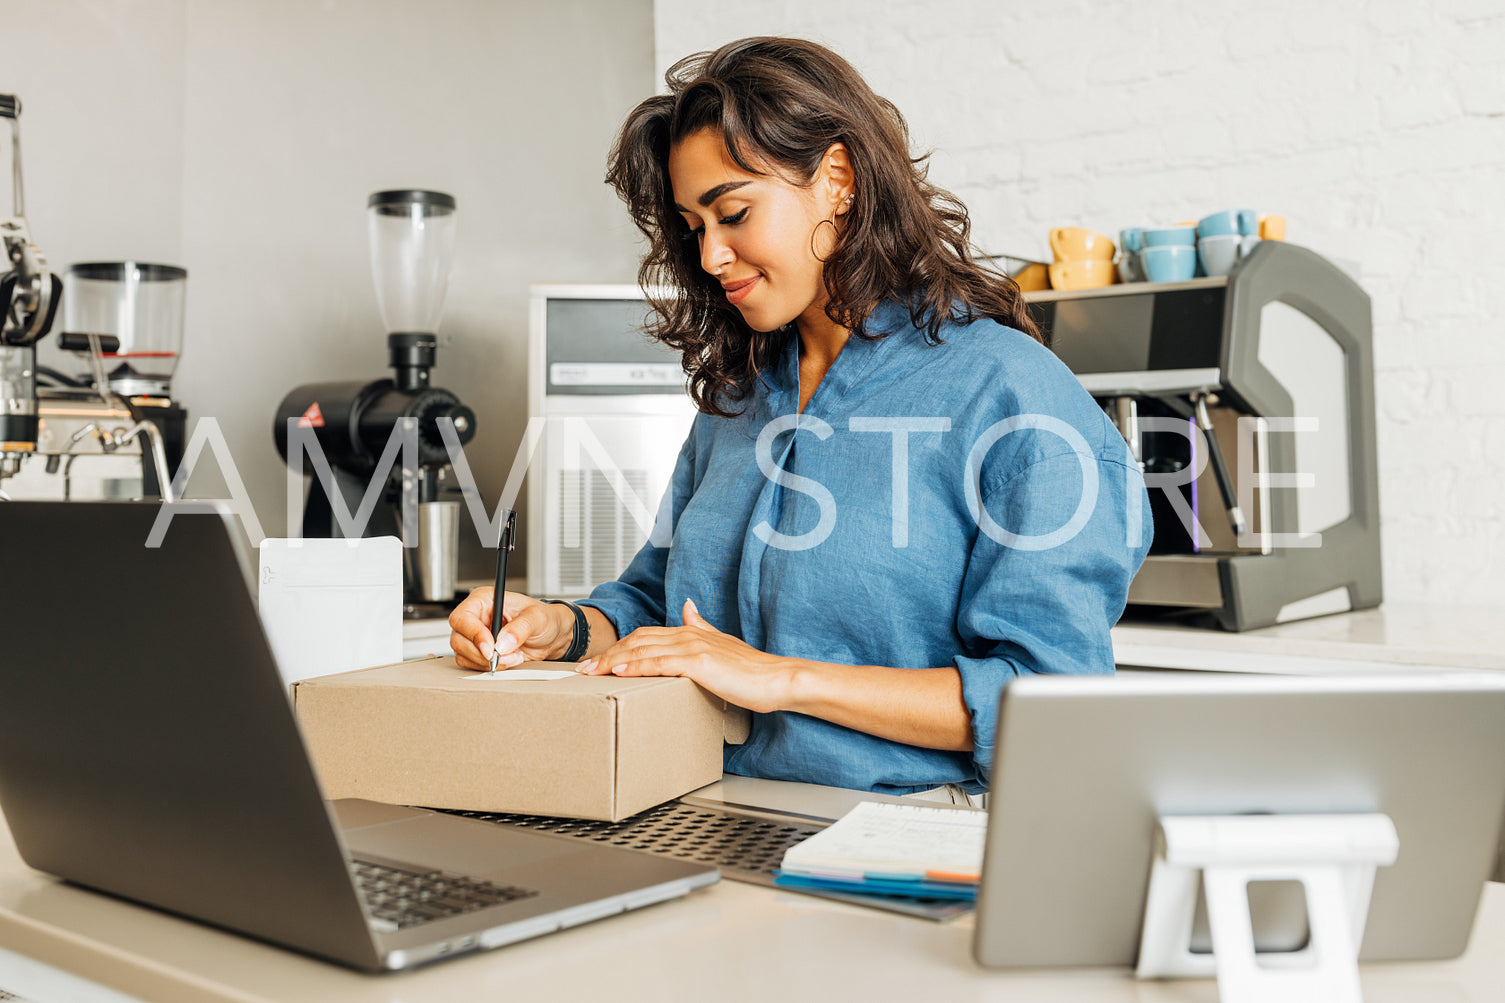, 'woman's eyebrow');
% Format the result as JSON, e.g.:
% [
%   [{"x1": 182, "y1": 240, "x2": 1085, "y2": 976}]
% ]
[{"x1": 673, "y1": 180, "x2": 752, "y2": 213}]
